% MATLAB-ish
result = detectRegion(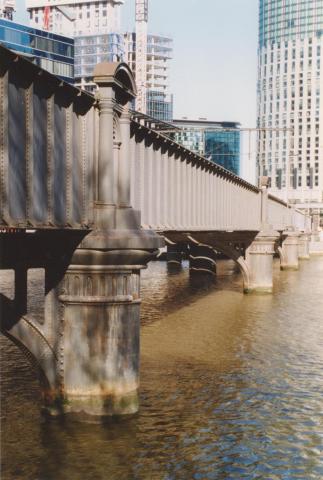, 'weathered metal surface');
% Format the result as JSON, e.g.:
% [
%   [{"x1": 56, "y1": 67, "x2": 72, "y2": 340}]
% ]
[
  {"x1": 0, "y1": 45, "x2": 310, "y2": 235},
  {"x1": 0, "y1": 45, "x2": 96, "y2": 229}
]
